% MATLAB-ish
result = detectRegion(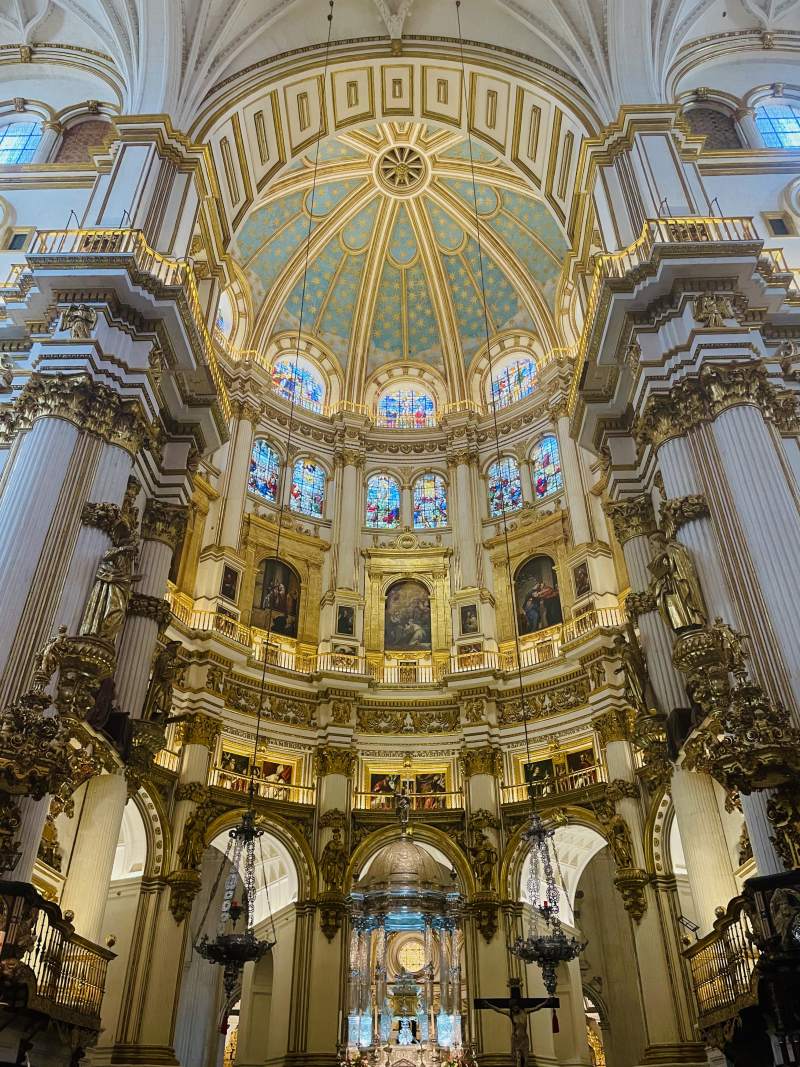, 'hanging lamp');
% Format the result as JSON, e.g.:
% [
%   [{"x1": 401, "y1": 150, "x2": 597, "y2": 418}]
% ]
[
  {"x1": 196, "y1": 0, "x2": 337, "y2": 1019},
  {"x1": 453, "y1": 0, "x2": 585, "y2": 1015}
]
